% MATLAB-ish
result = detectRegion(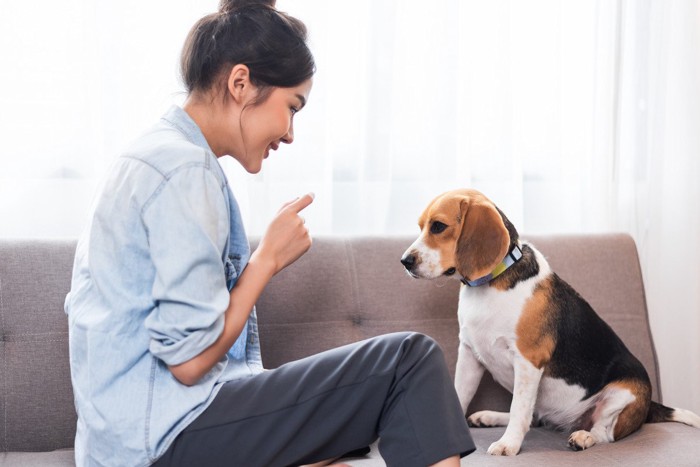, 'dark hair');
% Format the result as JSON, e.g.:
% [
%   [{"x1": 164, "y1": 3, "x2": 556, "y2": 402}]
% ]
[{"x1": 180, "y1": 0, "x2": 315, "y2": 99}]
